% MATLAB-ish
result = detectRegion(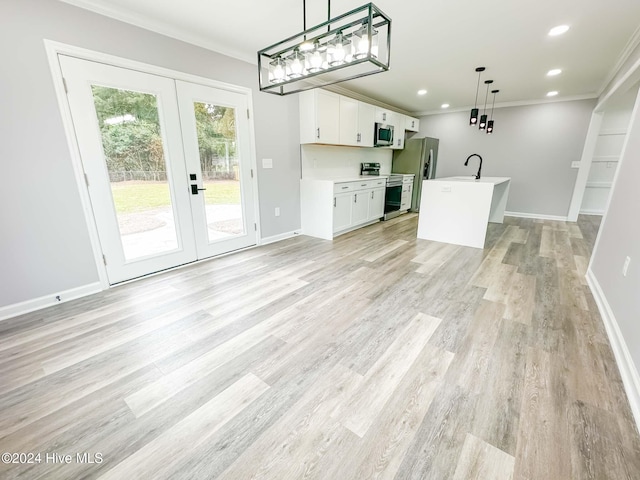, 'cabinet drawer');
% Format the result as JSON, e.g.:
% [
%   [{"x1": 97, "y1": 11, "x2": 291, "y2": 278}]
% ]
[
  {"x1": 335, "y1": 180, "x2": 380, "y2": 193},
  {"x1": 355, "y1": 181, "x2": 373, "y2": 190},
  {"x1": 334, "y1": 183, "x2": 355, "y2": 193}
]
